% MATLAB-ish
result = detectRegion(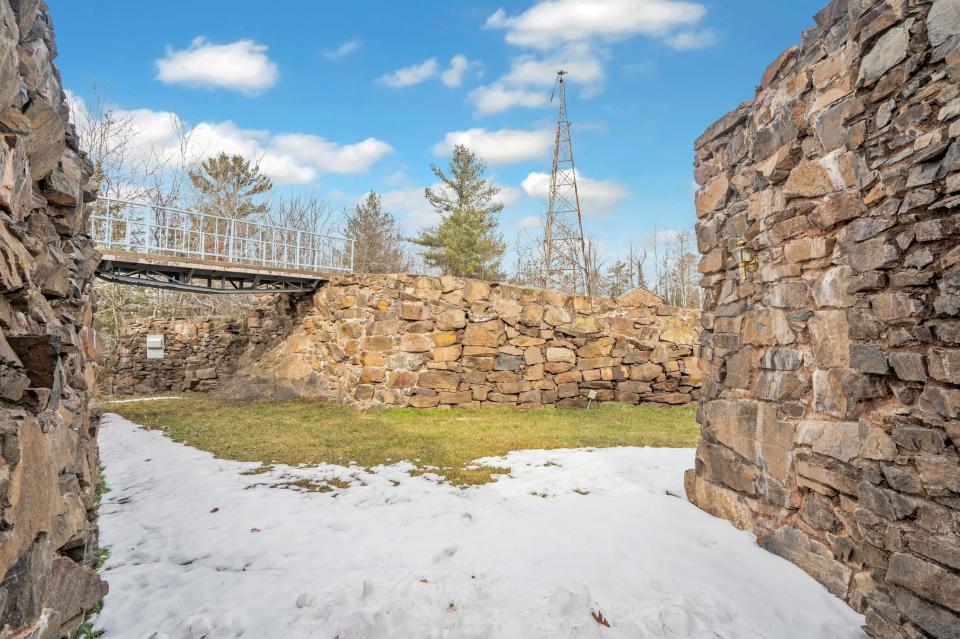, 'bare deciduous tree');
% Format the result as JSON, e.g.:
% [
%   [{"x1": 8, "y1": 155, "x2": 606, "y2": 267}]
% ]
[{"x1": 343, "y1": 192, "x2": 410, "y2": 274}]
